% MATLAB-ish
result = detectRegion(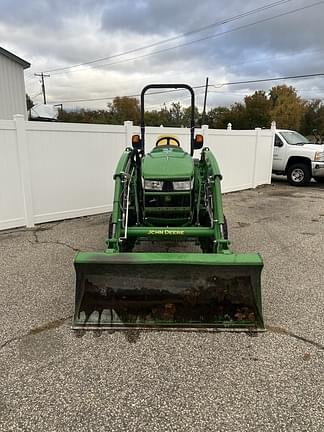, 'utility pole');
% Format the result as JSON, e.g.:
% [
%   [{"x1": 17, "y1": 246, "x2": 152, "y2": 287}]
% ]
[
  {"x1": 201, "y1": 77, "x2": 209, "y2": 126},
  {"x1": 34, "y1": 72, "x2": 50, "y2": 104}
]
